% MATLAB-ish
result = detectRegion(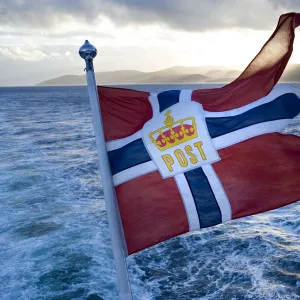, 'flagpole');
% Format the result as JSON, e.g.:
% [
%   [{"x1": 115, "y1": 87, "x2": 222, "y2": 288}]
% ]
[{"x1": 79, "y1": 40, "x2": 132, "y2": 300}]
